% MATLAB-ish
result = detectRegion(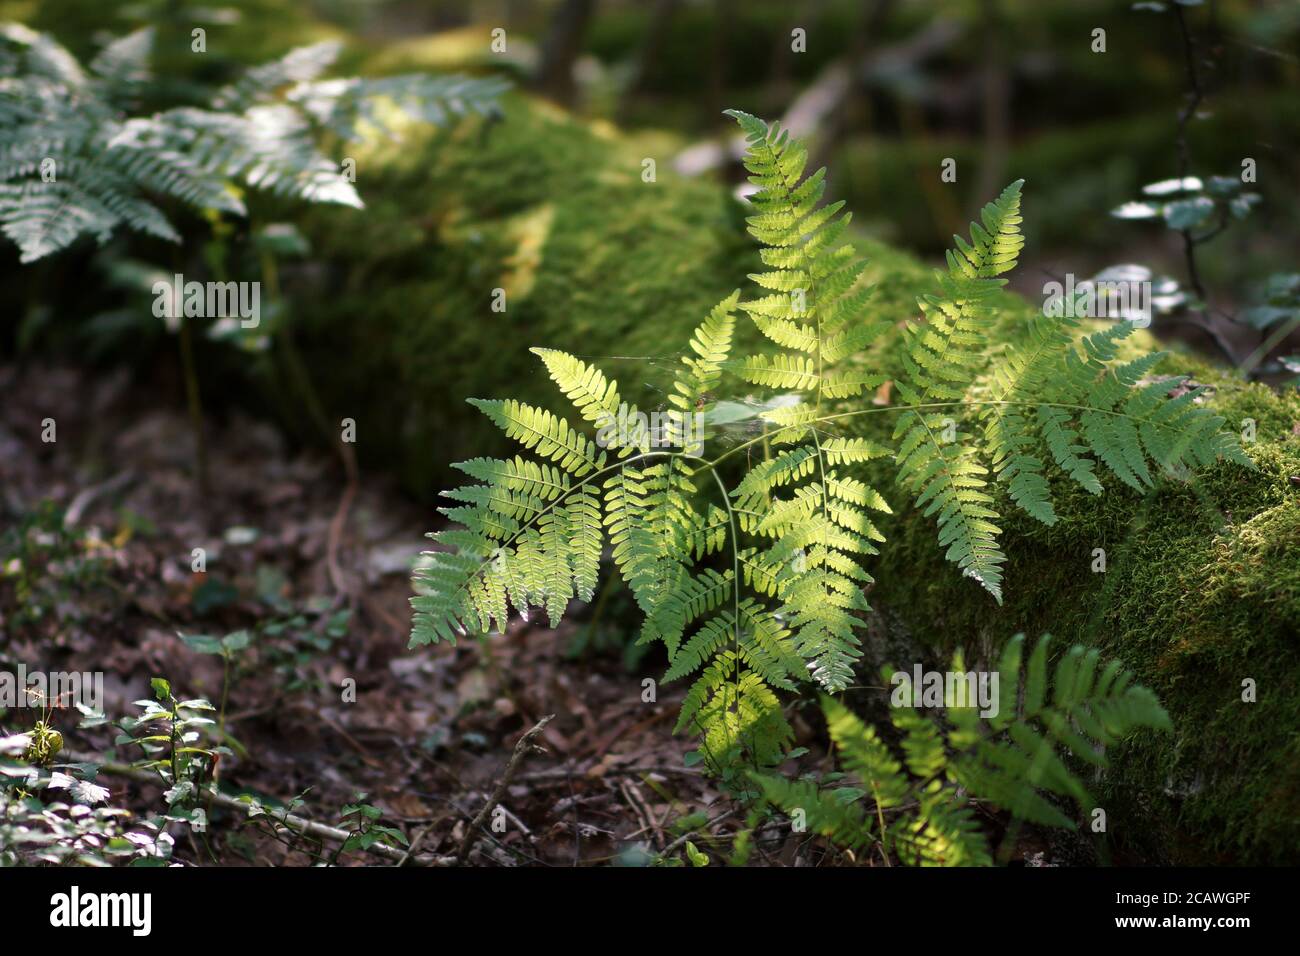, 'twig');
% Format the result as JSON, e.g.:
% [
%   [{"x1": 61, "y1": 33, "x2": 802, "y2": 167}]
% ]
[
  {"x1": 397, "y1": 820, "x2": 439, "y2": 867},
  {"x1": 672, "y1": 20, "x2": 961, "y2": 176},
  {"x1": 659, "y1": 807, "x2": 737, "y2": 859},
  {"x1": 514, "y1": 764, "x2": 703, "y2": 783},
  {"x1": 64, "y1": 471, "x2": 135, "y2": 526},
  {"x1": 619, "y1": 778, "x2": 661, "y2": 849},
  {"x1": 326, "y1": 460, "x2": 358, "y2": 598},
  {"x1": 456, "y1": 715, "x2": 555, "y2": 864}
]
